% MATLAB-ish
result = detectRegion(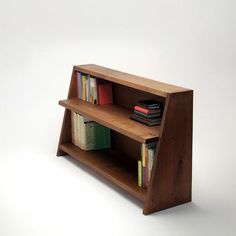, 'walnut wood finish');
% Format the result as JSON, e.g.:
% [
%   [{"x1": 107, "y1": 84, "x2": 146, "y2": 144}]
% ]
[
  {"x1": 57, "y1": 64, "x2": 193, "y2": 215},
  {"x1": 75, "y1": 64, "x2": 190, "y2": 97},
  {"x1": 60, "y1": 143, "x2": 146, "y2": 202},
  {"x1": 143, "y1": 91, "x2": 193, "y2": 215},
  {"x1": 59, "y1": 98, "x2": 160, "y2": 143}
]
